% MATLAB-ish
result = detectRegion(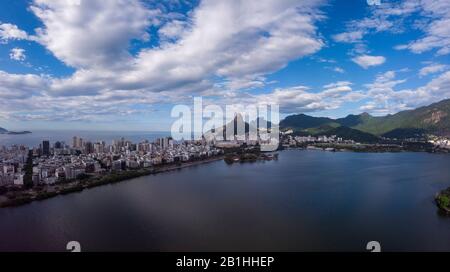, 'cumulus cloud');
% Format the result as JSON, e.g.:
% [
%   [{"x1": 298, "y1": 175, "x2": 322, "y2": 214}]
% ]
[
  {"x1": 119, "y1": 0, "x2": 325, "y2": 98},
  {"x1": 334, "y1": 0, "x2": 450, "y2": 56},
  {"x1": 0, "y1": 71, "x2": 49, "y2": 99},
  {"x1": 364, "y1": 71, "x2": 406, "y2": 103},
  {"x1": 0, "y1": 0, "x2": 327, "y2": 122},
  {"x1": 246, "y1": 81, "x2": 362, "y2": 114},
  {"x1": 352, "y1": 55, "x2": 386, "y2": 69},
  {"x1": 158, "y1": 20, "x2": 189, "y2": 41},
  {"x1": 322, "y1": 81, "x2": 353, "y2": 96},
  {"x1": 42, "y1": 0, "x2": 323, "y2": 98},
  {"x1": 360, "y1": 70, "x2": 450, "y2": 115},
  {"x1": 2, "y1": 0, "x2": 446, "y2": 124},
  {"x1": 419, "y1": 63, "x2": 448, "y2": 77},
  {"x1": 332, "y1": 30, "x2": 364, "y2": 43},
  {"x1": 333, "y1": 1, "x2": 419, "y2": 43},
  {"x1": 21, "y1": 0, "x2": 324, "y2": 94},
  {"x1": 29, "y1": 0, "x2": 156, "y2": 69},
  {"x1": 0, "y1": 23, "x2": 31, "y2": 42},
  {"x1": 396, "y1": 0, "x2": 450, "y2": 55},
  {"x1": 9, "y1": 48, "x2": 26, "y2": 61}
]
